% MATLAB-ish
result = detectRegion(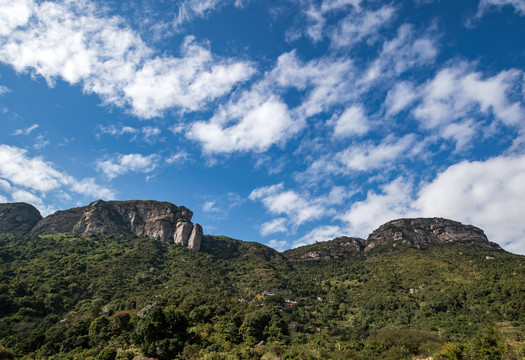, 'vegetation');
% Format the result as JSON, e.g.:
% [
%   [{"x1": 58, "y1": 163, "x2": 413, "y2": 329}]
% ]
[{"x1": 0, "y1": 232, "x2": 524, "y2": 359}]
